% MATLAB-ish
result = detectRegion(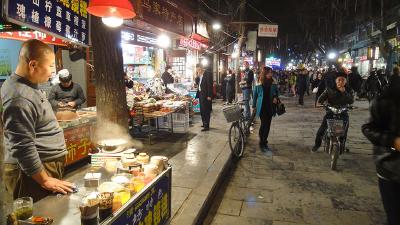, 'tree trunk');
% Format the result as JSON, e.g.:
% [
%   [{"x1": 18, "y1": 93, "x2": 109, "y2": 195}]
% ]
[
  {"x1": 235, "y1": 0, "x2": 246, "y2": 99},
  {"x1": 90, "y1": 17, "x2": 129, "y2": 137}
]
